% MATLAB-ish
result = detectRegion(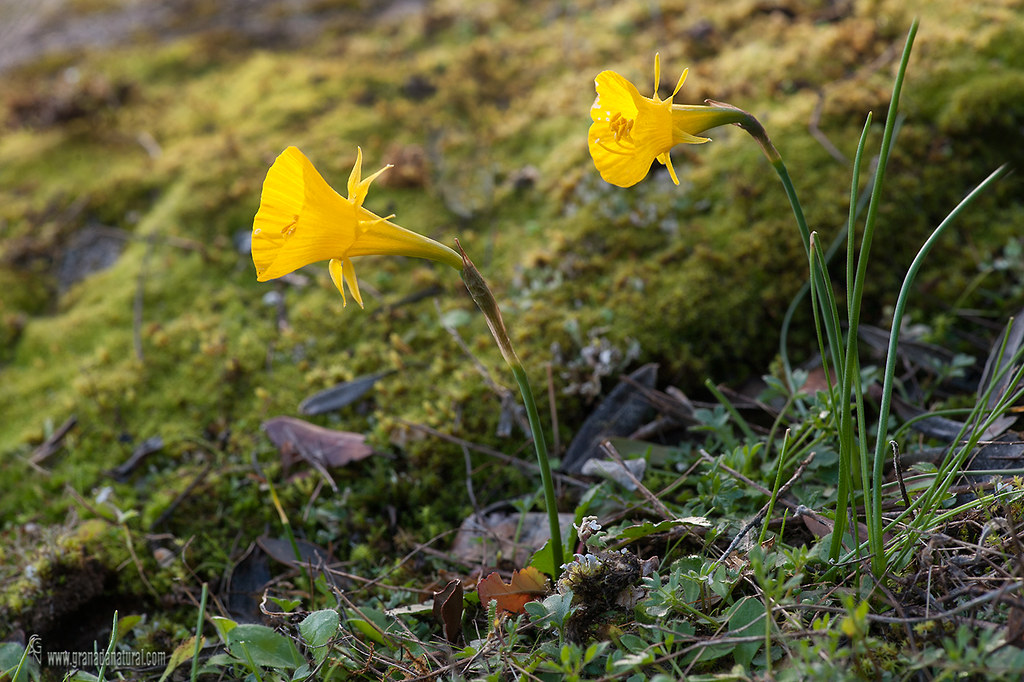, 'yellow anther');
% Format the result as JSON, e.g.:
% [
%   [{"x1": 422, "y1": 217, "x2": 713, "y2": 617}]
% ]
[{"x1": 610, "y1": 114, "x2": 635, "y2": 143}]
